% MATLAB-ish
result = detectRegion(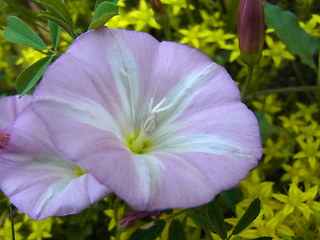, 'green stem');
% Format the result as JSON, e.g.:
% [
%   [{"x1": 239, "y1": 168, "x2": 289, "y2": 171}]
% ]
[
  {"x1": 165, "y1": 209, "x2": 189, "y2": 220},
  {"x1": 241, "y1": 64, "x2": 255, "y2": 100},
  {"x1": 10, "y1": 205, "x2": 15, "y2": 240},
  {"x1": 163, "y1": 24, "x2": 172, "y2": 41},
  {"x1": 113, "y1": 197, "x2": 121, "y2": 240},
  {"x1": 246, "y1": 86, "x2": 317, "y2": 100},
  {"x1": 185, "y1": 0, "x2": 195, "y2": 24}
]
